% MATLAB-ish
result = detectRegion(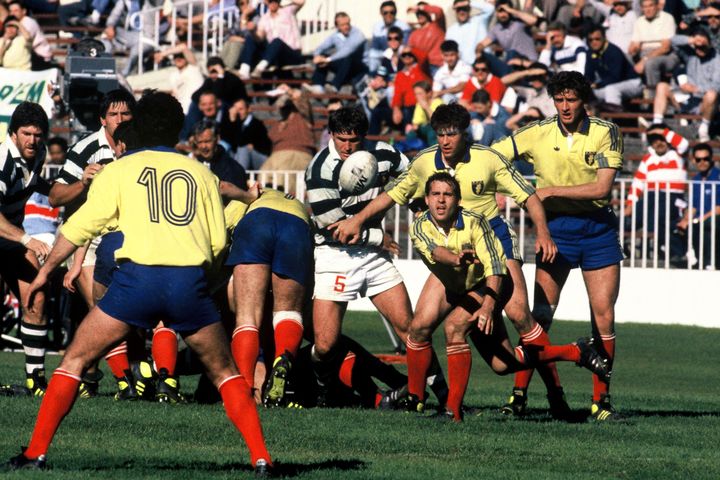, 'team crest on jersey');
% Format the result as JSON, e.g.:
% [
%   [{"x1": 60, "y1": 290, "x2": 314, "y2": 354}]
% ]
[
  {"x1": 471, "y1": 180, "x2": 485, "y2": 195},
  {"x1": 584, "y1": 152, "x2": 596, "y2": 166}
]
